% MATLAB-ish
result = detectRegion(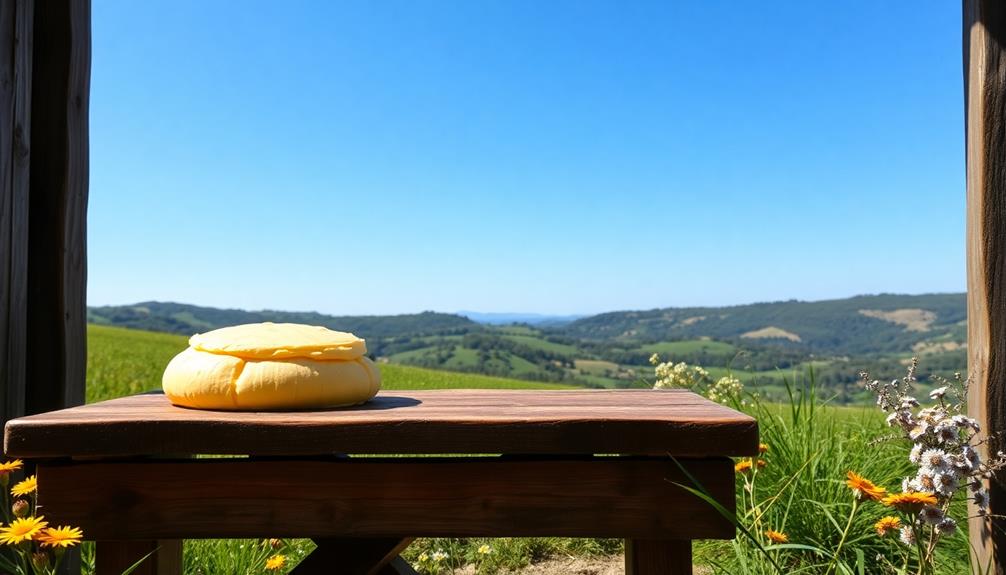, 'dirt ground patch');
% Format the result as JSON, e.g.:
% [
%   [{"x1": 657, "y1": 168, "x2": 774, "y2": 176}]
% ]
[
  {"x1": 451, "y1": 556, "x2": 711, "y2": 574},
  {"x1": 859, "y1": 308, "x2": 936, "y2": 332}
]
